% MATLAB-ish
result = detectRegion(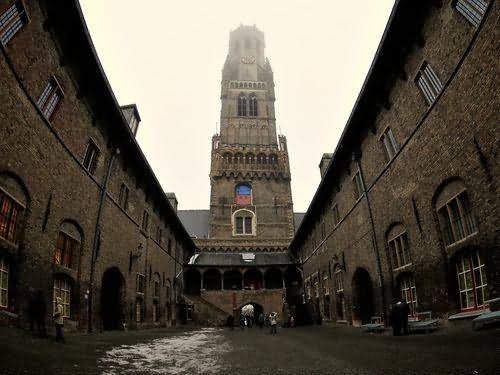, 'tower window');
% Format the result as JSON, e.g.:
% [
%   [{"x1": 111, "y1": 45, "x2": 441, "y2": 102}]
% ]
[
  {"x1": 36, "y1": 76, "x2": 64, "y2": 120},
  {"x1": 235, "y1": 184, "x2": 252, "y2": 205},
  {"x1": 453, "y1": 0, "x2": 487, "y2": 27},
  {"x1": 352, "y1": 171, "x2": 363, "y2": 201},
  {"x1": 233, "y1": 209, "x2": 255, "y2": 235},
  {"x1": 119, "y1": 183, "x2": 129, "y2": 211},
  {"x1": 249, "y1": 94, "x2": 258, "y2": 116},
  {"x1": 415, "y1": 62, "x2": 443, "y2": 105},
  {"x1": 238, "y1": 95, "x2": 247, "y2": 116},
  {"x1": 0, "y1": 0, "x2": 29, "y2": 46}
]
